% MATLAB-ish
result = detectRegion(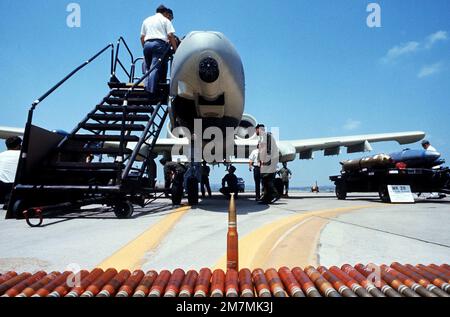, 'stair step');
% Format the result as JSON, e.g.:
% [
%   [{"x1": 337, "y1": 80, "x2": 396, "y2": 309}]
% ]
[
  {"x1": 97, "y1": 105, "x2": 154, "y2": 113},
  {"x1": 110, "y1": 89, "x2": 151, "y2": 99},
  {"x1": 43, "y1": 168, "x2": 119, "y2": 175},
  {"x1": 60, "y1": 147, "x2": 133, "y2": 155},
  {"x1": 70, "y1": 135, "x2": 140, "y2": 142},
  {"x1": 89, "y1": 114, "x2": 151, "y2": 121},
  {"x1": 108, "y1": 82, "x2": 145, "y2": 89},
  {"x1": 82, "y1": 123, "x2": 146, "y2": 131},
  {"x1": 50, "y1": 162, "x2": 123, "y2": 170},
  {"x1": 104, "y1": 97, "x2": 154, "y2": 106}
]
